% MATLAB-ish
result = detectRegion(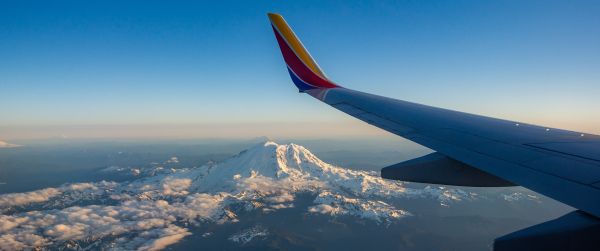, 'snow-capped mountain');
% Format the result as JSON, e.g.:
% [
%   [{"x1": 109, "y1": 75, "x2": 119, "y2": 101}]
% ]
[
  {"x1": 118, "y1": 142, "x2": 471, "y2": 216},
  {"x1": 0, "y1": 141, "x2": 543, "y2": 250}
]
